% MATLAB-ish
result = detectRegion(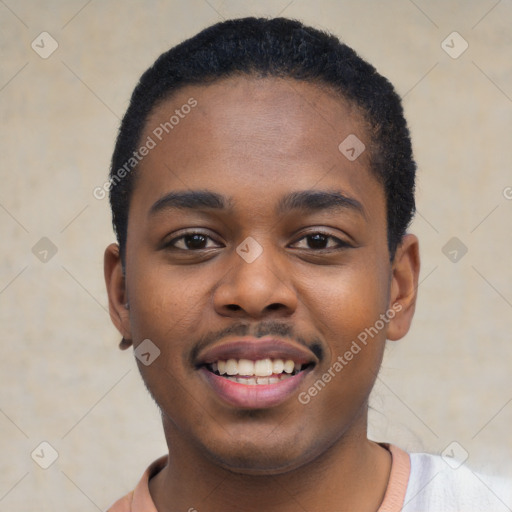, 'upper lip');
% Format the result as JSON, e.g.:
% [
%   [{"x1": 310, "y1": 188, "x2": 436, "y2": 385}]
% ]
[{"x1": 195, "y1": 337, "x2": 318, "y2": 367}]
